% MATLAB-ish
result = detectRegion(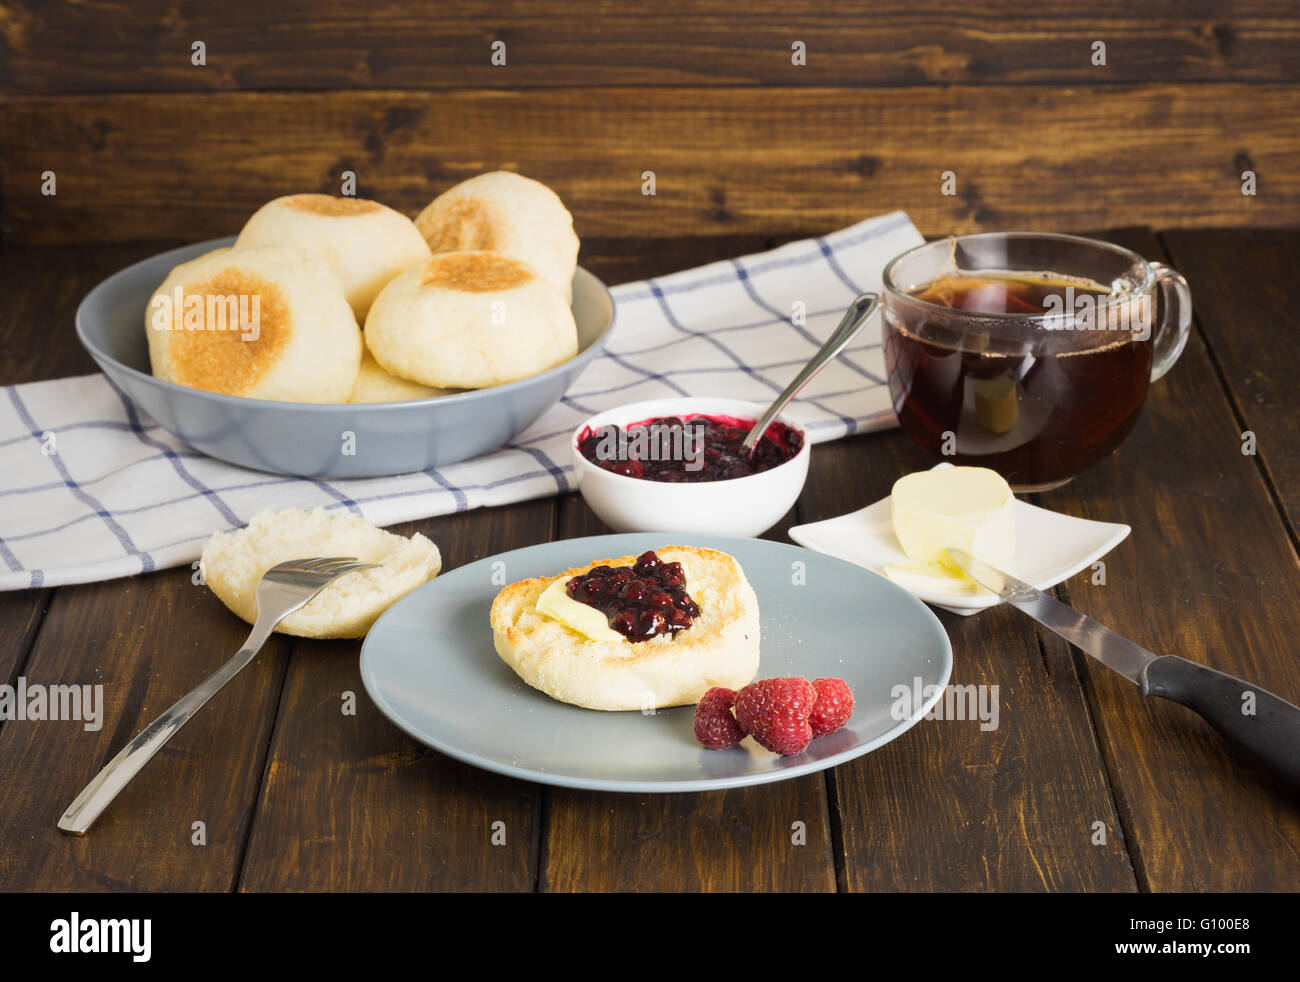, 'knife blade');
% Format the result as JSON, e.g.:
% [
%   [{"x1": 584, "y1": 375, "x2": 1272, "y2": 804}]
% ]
[
  {"x1": 947, "y1": 548, "x2": 1300, "y2": 789},
  {"x1": 946, "y1": 549, "x2": 1158, "y2": 683}
]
